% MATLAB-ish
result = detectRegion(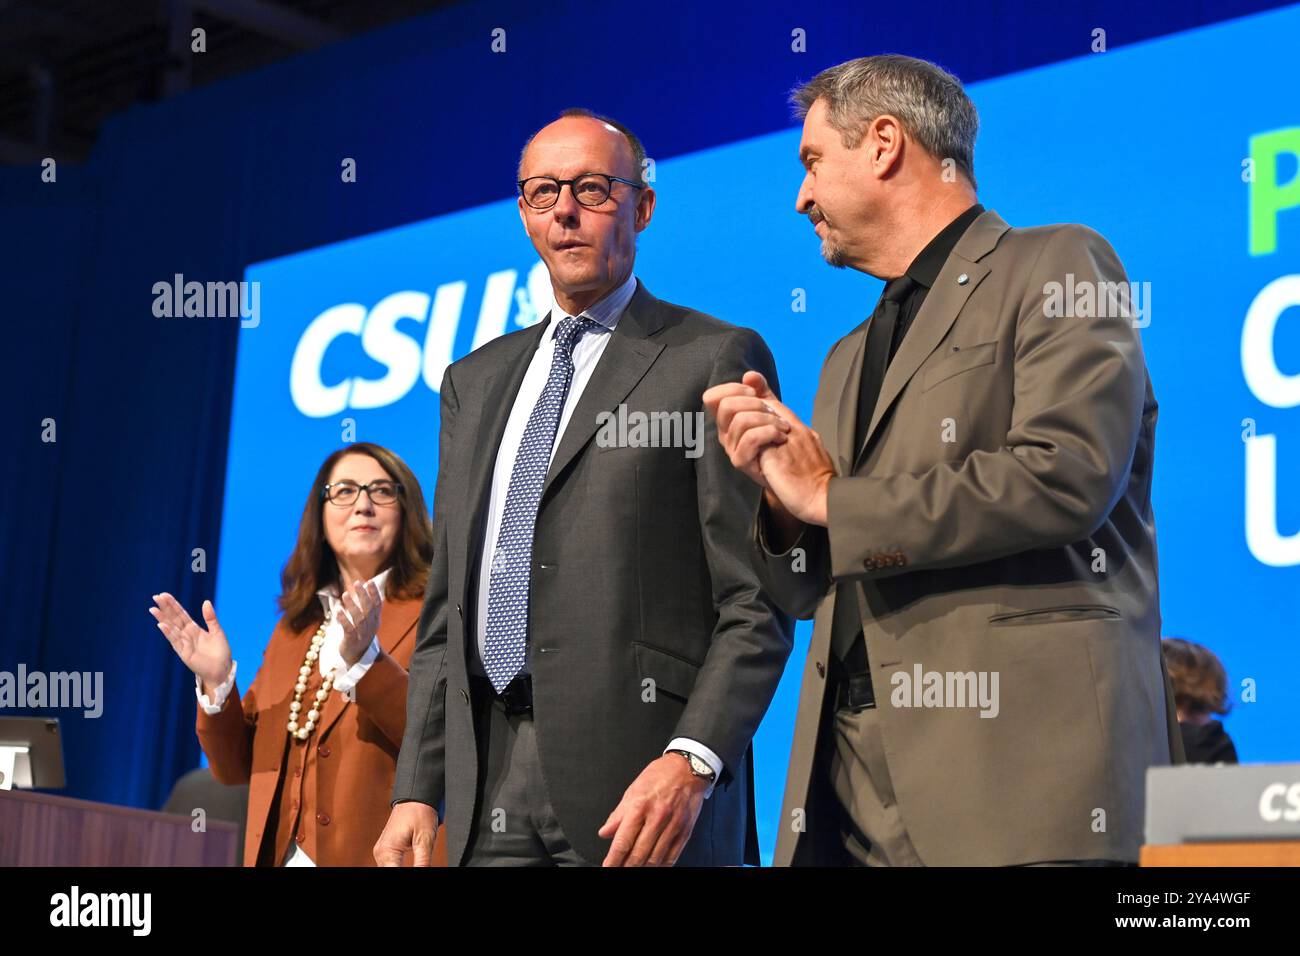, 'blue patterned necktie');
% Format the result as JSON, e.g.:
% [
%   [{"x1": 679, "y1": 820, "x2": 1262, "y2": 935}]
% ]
[{"x1": 483, "y1": 313, "x2": 605, "y2": 691}]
